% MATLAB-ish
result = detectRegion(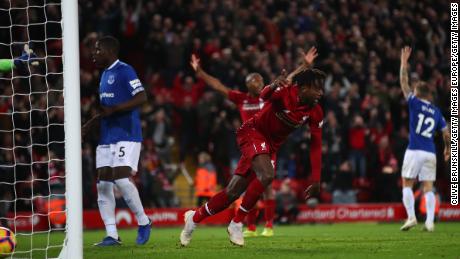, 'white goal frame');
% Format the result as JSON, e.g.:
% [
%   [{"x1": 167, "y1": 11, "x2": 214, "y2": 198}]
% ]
[{"x1": 61, "y1": 0, "x2": 82, "y2": 258}]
